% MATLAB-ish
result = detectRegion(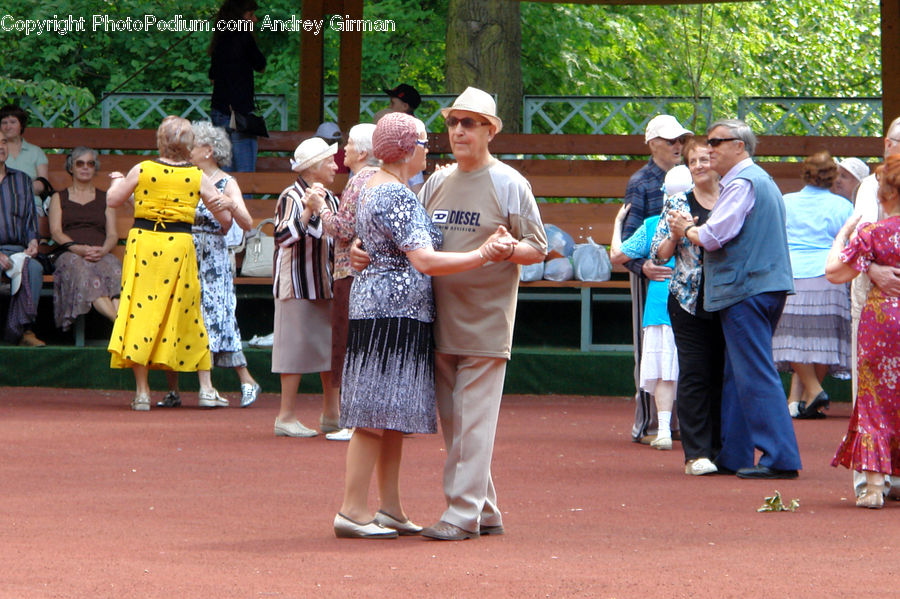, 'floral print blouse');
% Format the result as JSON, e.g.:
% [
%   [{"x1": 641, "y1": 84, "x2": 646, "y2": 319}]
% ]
[
  {"x1": 350, "y1": 182, "x2": 442, "y2": 322},
  {"x1": 649, "y1": 190, "x2": 711, "y2": 316}
]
